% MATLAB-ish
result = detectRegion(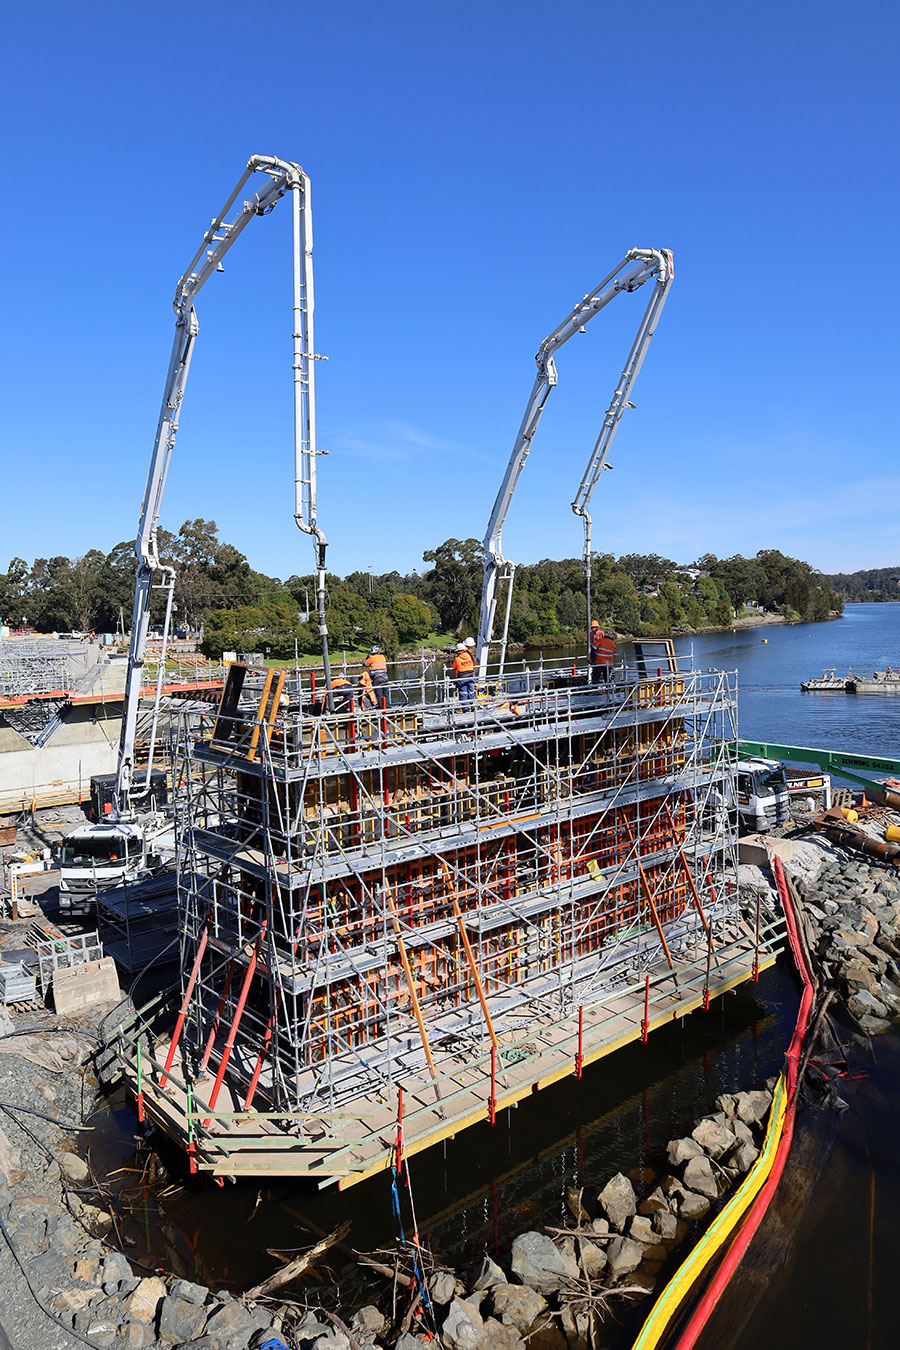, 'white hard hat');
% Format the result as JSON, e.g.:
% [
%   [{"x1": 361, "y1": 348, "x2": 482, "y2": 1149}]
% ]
[
  {"x1": 464, "y1": 637, "x2": 475, "y2": 647},
  {"x1": 456, "y1": 642, "x2": 466, "y2": 651}
]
